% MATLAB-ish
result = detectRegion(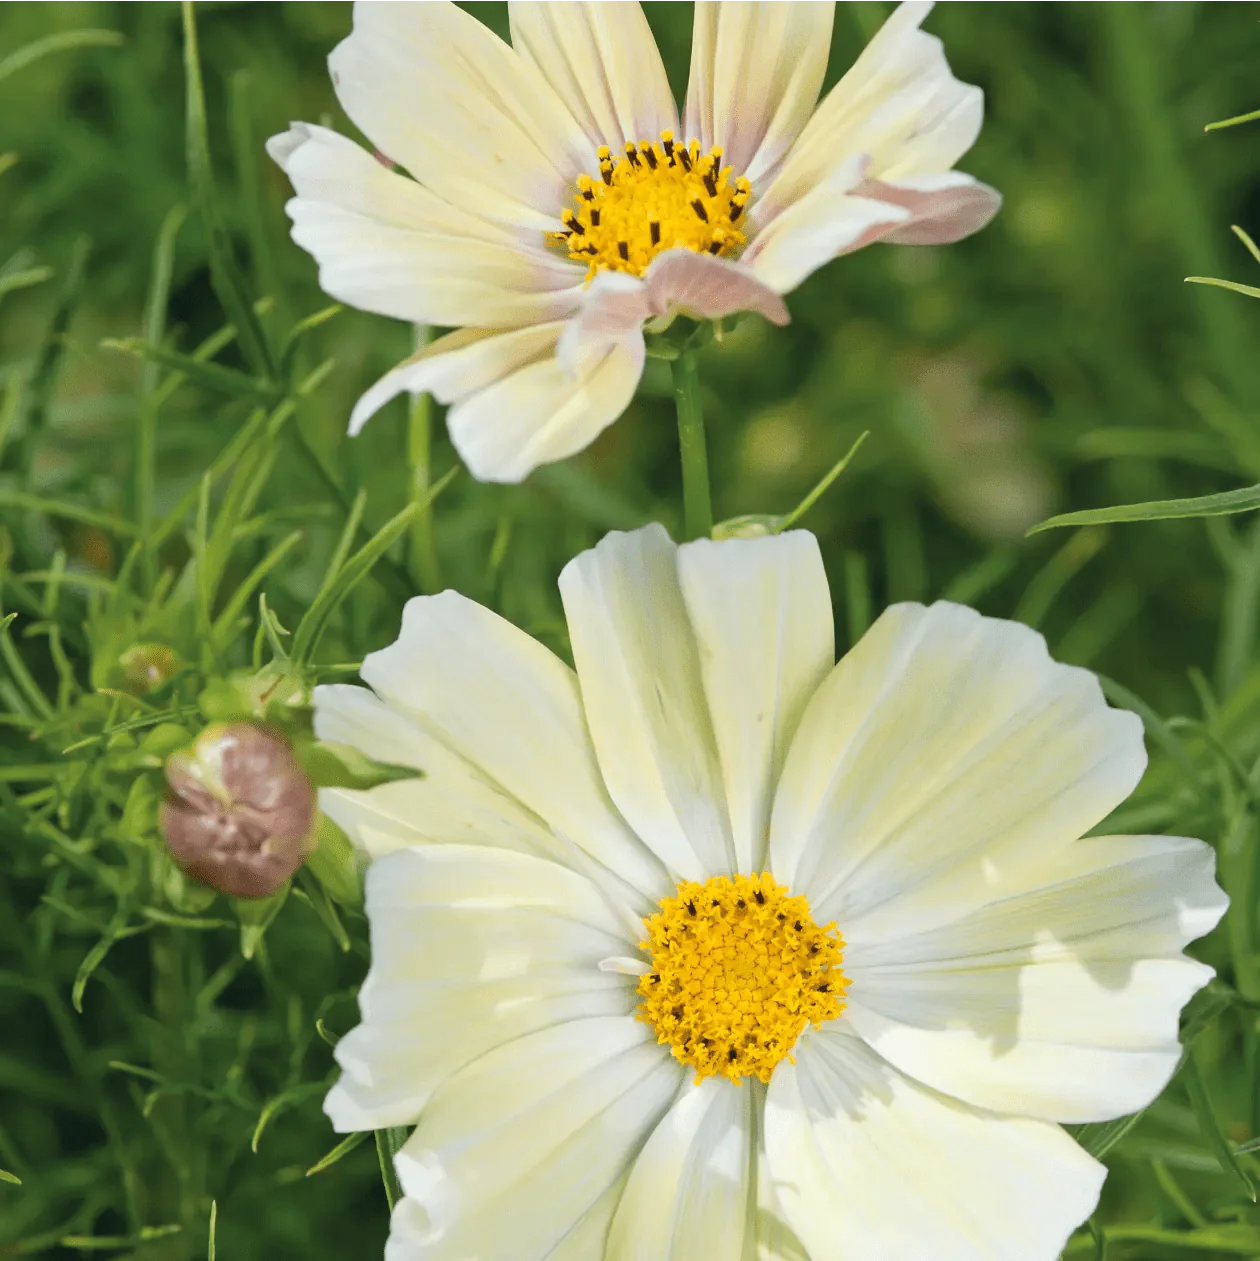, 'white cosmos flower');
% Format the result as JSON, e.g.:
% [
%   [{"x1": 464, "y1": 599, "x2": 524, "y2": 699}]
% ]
[
  {"x1": 268, "y1": 1, "x2": 1000, "y2": 484},
  {"x1": 315, "y1": 525, "x2": 1226, "y2": 1261}
]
